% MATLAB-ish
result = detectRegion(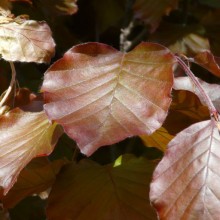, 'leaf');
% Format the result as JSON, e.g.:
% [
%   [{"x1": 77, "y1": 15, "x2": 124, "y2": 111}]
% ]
[
  {"x1": 0, "y1": 18, "x2": 55, "y2": 63},
  {"x1": 0, "y1": 108, "x2": 63, "y2": 195},
  {"x1": 140, "y1": 127, "x2": 174, "y2": 152},
  {"x1": 174, "y1": 76, "x2": 220, "y2": 112},
  {"x1": 199, "y1": 0, "x2": 220, "y2": 8},
  {"x1": 91, "y1": 0, "x2": 125, "y2": 32},
  {"x1": 2, "y1": 157, "x2": 66, "y2": 208},
  {"x1": 0, "y1": 0, "x2": 11, "y2": 11},
  {"x1": 133, "y1": 0, "x2": 179, "y2": 32},
  {"x1": 168, "y1": 33, "x2": 210, "y2": 56},
  {"x1": 36, "y1": 0, "x2": 78, "y2": 16},
  {"x1": 163, "y1": 89, "x2": 209, "y2": 134},
  {"x1": 150, "y1": 119, "x2": 220, "y2": 219},
  {"x1": 47, "y1": 154, "x2": 157, "y2": 220},
  {"x1": 42, "y1": 42, "x2": 175, "y2": 156},
  {"x1": 192, "y1": 50, "x2": 220, "y2": 77}
]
